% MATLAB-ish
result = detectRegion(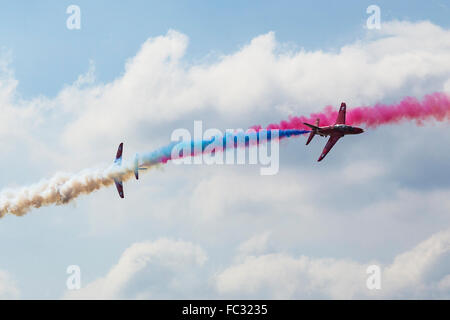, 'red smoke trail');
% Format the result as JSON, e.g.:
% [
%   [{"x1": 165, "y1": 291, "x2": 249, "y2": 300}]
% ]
[{"x1": 252, "y1": 92, "x2": 450, "y2": 131}]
